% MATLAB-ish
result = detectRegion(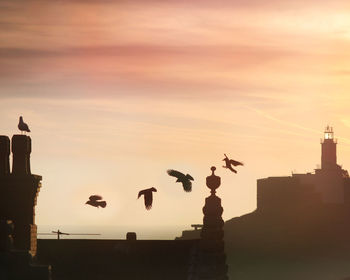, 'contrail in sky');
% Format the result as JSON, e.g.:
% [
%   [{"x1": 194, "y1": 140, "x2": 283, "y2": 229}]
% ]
[
  {"x1": 245, "y1": 105, "x2": 350, "y2": 145},
  {"x1": 245, "y1": 106, "x2": 320, "y2": 133}
]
